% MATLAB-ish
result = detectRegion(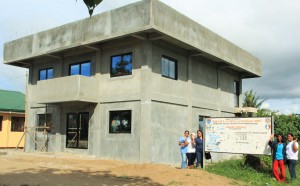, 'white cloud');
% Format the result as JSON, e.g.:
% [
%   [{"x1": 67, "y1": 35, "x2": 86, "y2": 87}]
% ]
[{"x1": 261, "y1": 102, "x2": 270, "y2": 109}]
